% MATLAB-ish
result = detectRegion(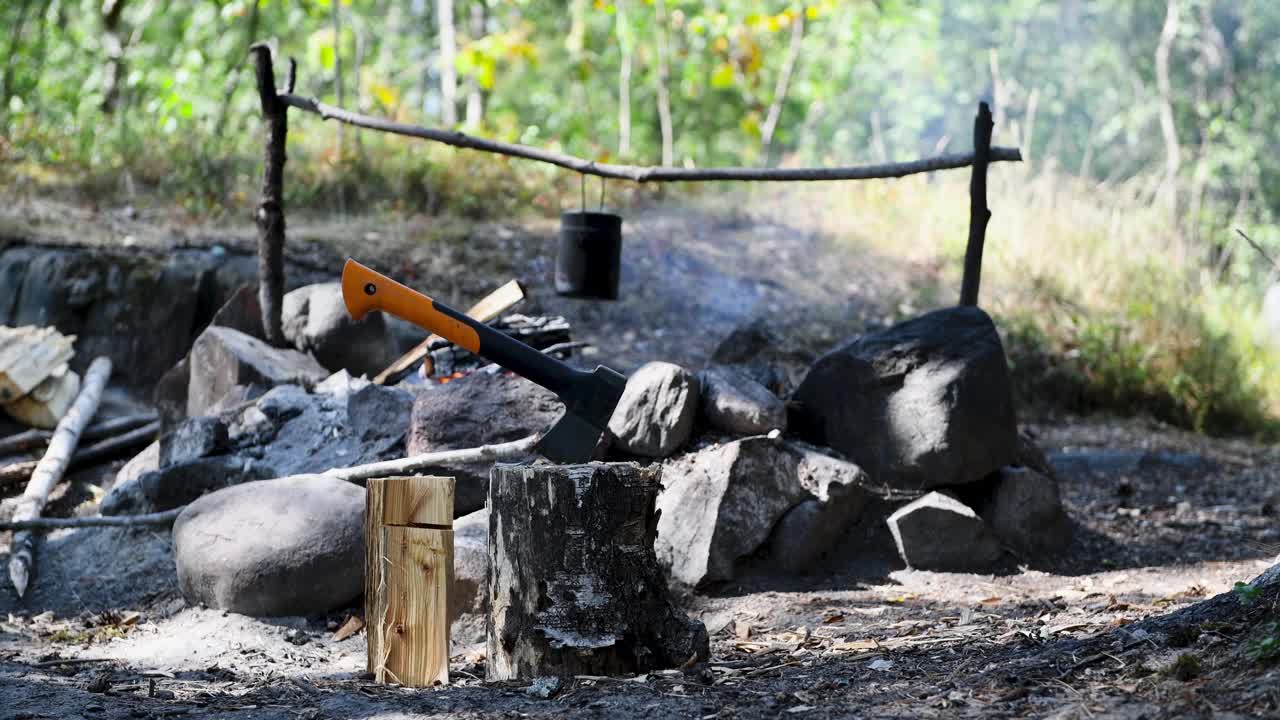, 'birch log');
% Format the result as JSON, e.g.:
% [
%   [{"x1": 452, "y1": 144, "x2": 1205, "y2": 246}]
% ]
[{"x1": 6, "y1": 356, "x2": 112, "y2": 597}]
